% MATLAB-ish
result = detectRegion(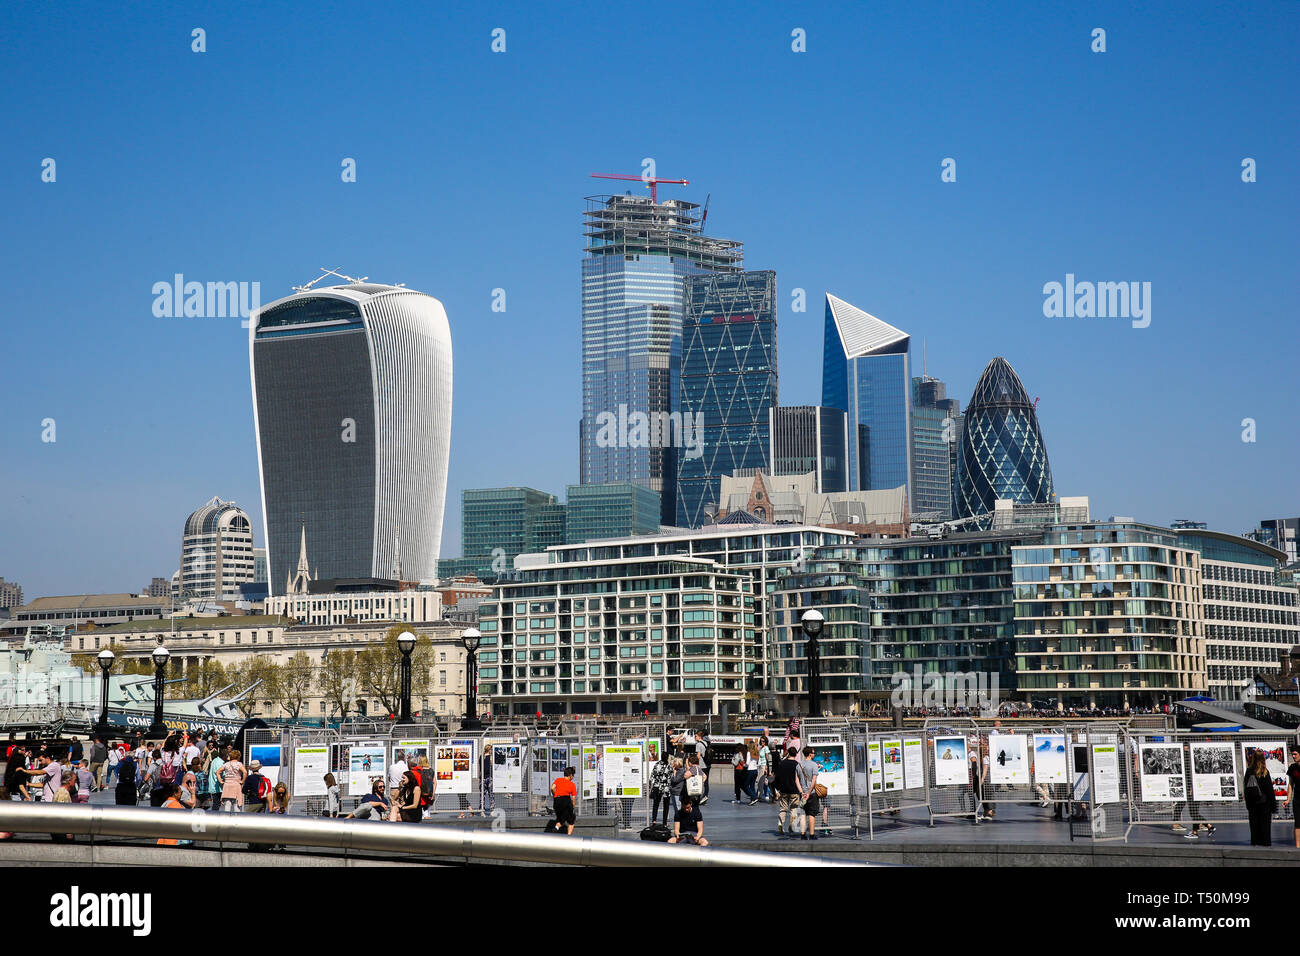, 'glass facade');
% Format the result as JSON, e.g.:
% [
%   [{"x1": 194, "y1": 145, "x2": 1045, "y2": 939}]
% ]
[
  {"x1": 954, "y1": 357, "x2": 1054, "y2": 522},
  {"x1": 769, "y1": 406, "x2": 848, "y2": 493},
  {"x1": 676, "y1": 271, "x2": 778, "y2": 527},
  {"x1": 460, "y1": 488, "x2": 566, "y2": 571},
  {"x1": 822, "y1": 295, "x2": 912, "y2": 493},
  {"x1": 564, "y1": 482, "x2": 660, "y2": 544},
  {"x1": 910, "y1": 376, "x2": 961, "y2": 519},
  {"x1": 579, "y1": 196, "x2": 743, "y2": 525}
]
